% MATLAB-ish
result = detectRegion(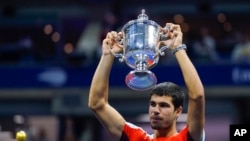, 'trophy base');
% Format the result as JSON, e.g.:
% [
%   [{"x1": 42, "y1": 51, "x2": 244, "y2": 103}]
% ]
[{"x1": 125, "y1": 70, "x2": 157, "y2": 91}]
